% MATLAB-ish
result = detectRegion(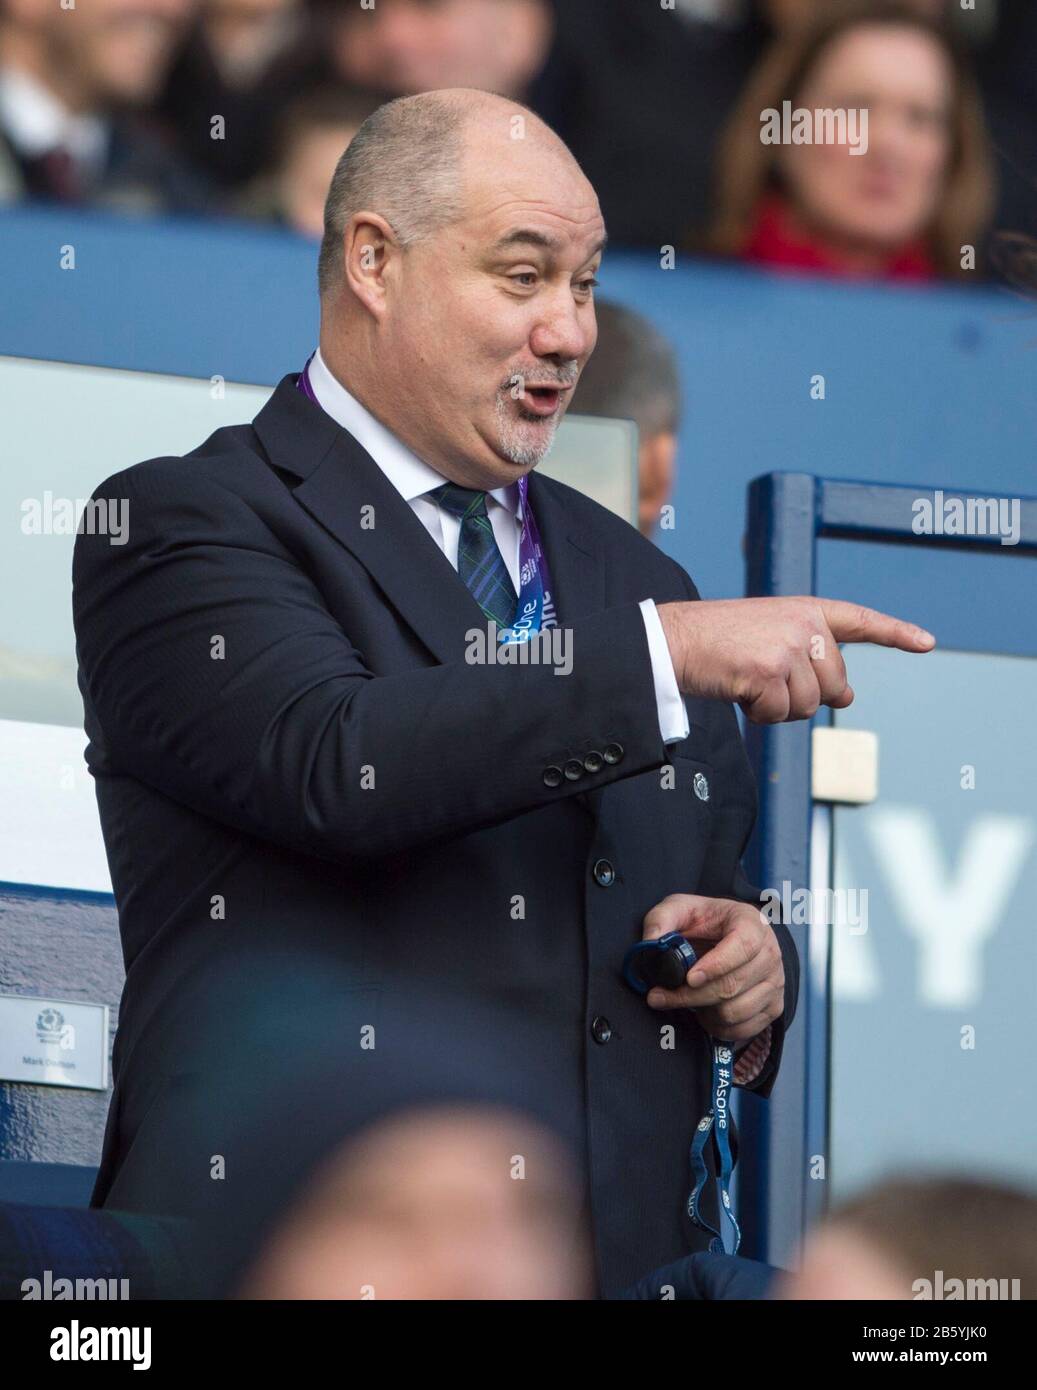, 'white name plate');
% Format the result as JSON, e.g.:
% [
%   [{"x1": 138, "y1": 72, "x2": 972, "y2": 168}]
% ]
[{"x1": 0, "y1": 995, "x2": 110, "y2": 1090}]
